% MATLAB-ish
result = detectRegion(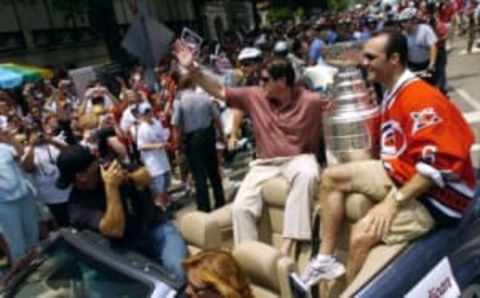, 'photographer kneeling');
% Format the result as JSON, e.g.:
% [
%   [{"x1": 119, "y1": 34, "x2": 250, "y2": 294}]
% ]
[{"x1": 56, "y1": 146, "x2": 187, "y2": 285}]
